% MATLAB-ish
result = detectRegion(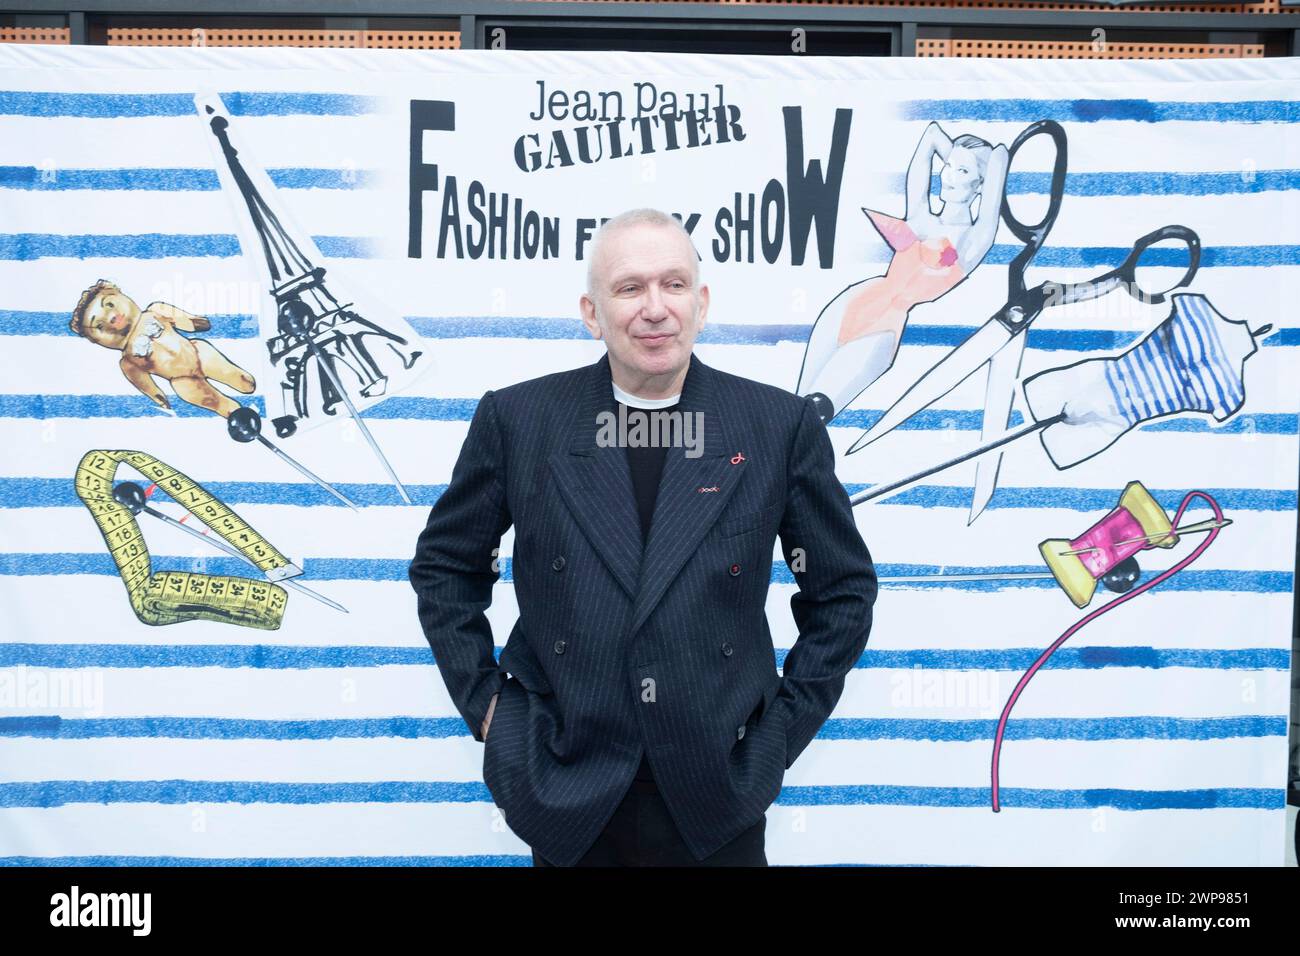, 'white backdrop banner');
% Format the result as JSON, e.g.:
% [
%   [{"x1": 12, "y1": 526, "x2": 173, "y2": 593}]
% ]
[{"x1": 1, "y1": 45, "x2": 1297, "y2": 866}]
